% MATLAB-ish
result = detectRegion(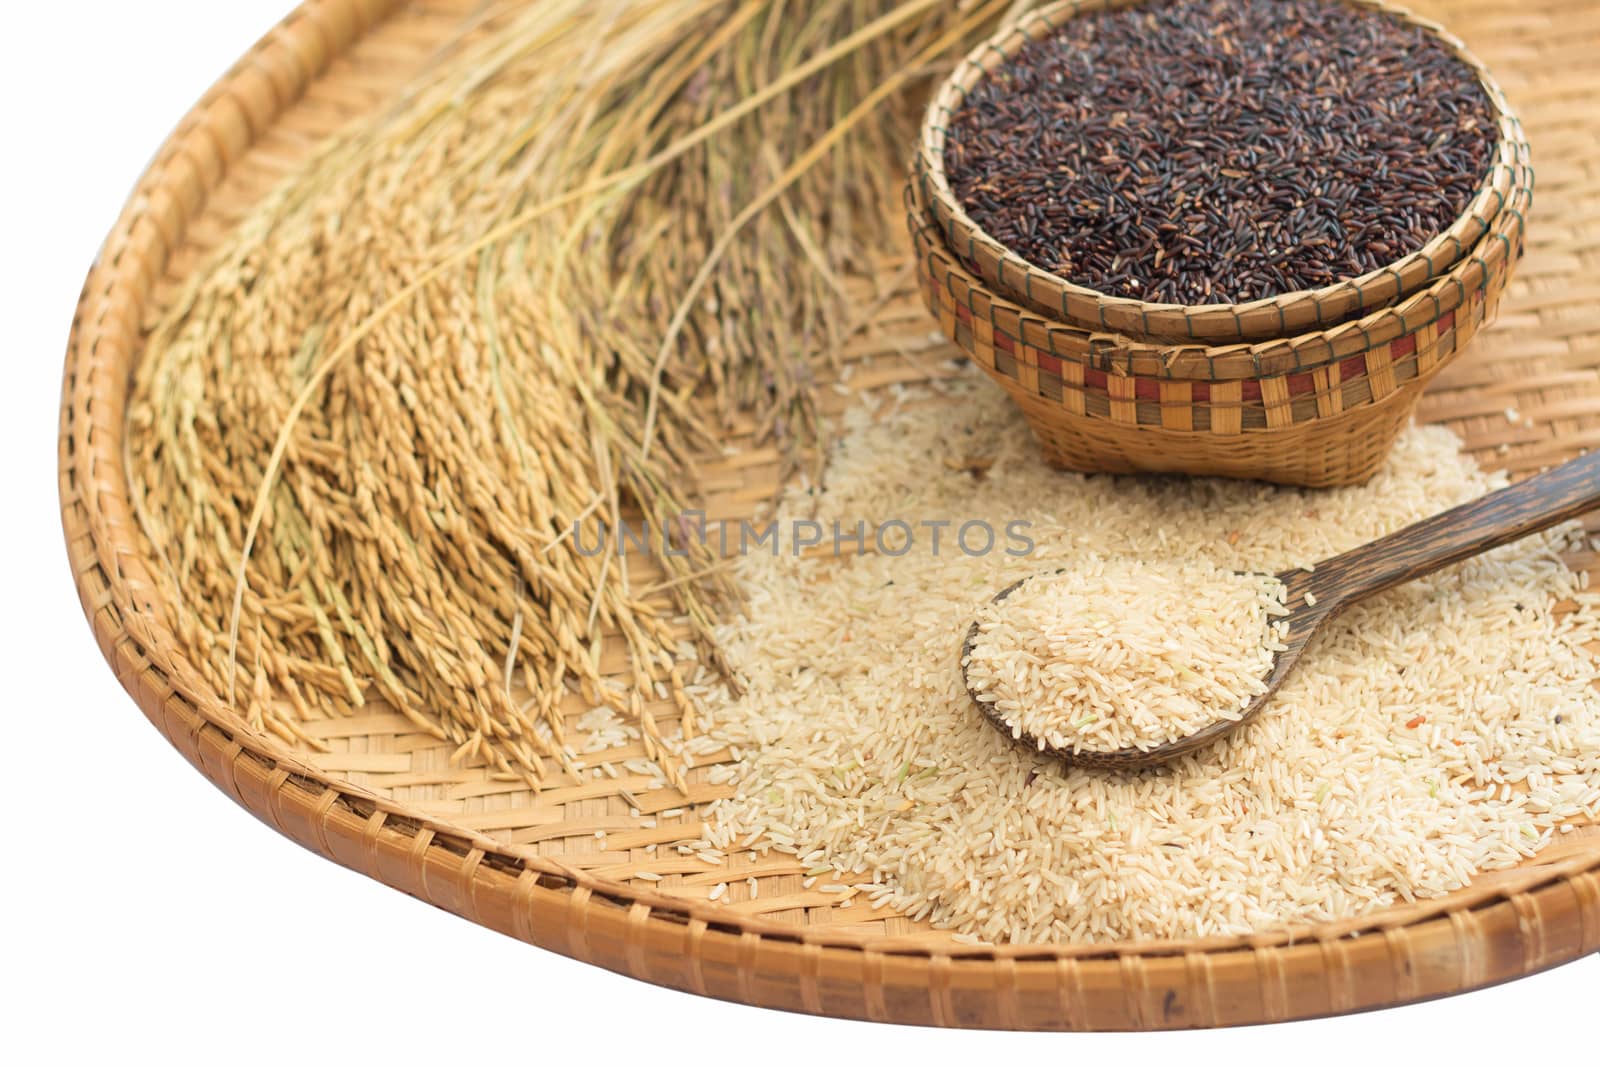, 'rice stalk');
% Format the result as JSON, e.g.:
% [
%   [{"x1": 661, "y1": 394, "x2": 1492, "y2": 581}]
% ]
[{"x1": 125, "y1": 0, "x2": 1004, "y2": 787}]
